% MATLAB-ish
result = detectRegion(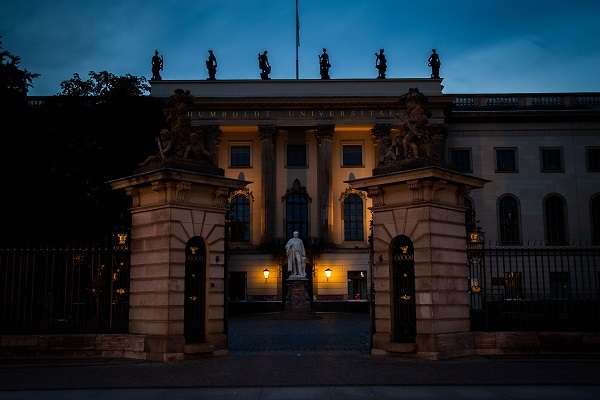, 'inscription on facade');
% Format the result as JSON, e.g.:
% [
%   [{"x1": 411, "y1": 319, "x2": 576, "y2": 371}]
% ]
[{"x1": 188, "y1": 109, "x2": 405, "y2": 122}]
